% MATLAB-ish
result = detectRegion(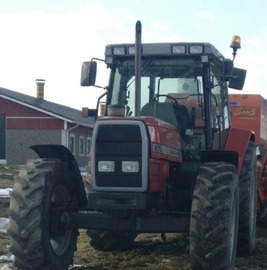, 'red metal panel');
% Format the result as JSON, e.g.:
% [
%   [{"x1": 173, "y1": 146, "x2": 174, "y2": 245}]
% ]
[
  {"x1": 149, "y1": 159, "x2": 170, "y2": 193},
  {"x1": 225, "y1": 127, "x2": 252, "y2": 174},
  {"x1": 143, "y1": 117, "x2": 182, "y2": 163}
]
